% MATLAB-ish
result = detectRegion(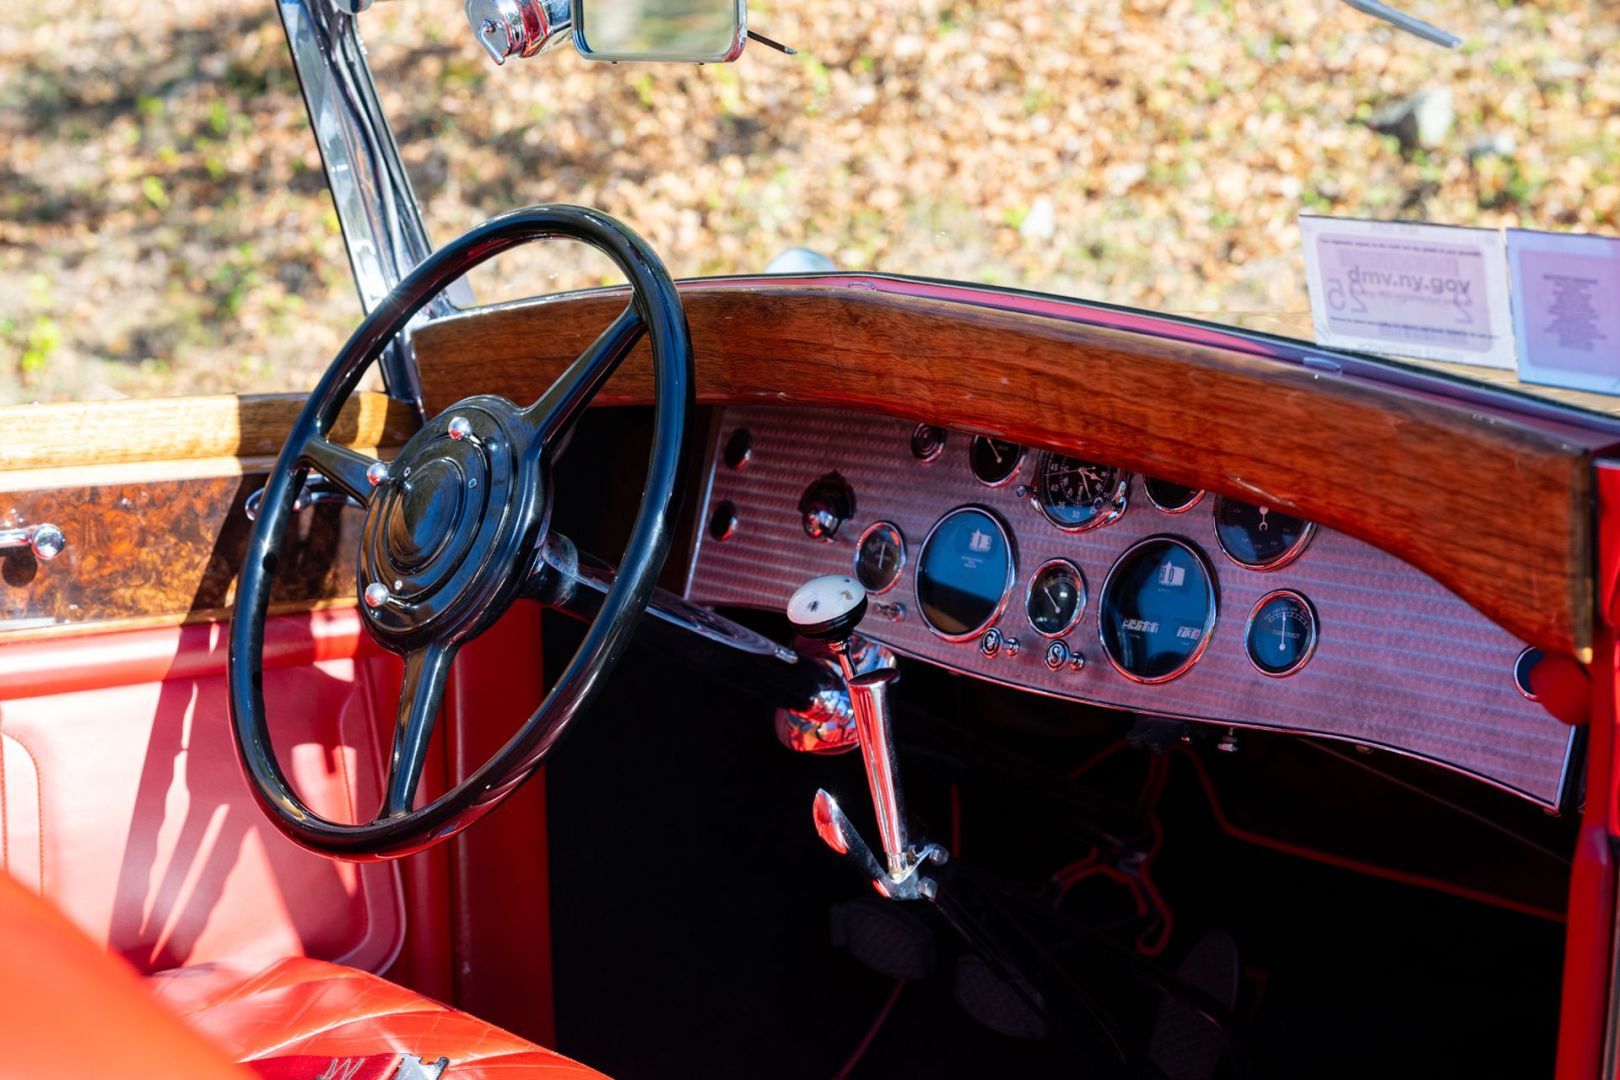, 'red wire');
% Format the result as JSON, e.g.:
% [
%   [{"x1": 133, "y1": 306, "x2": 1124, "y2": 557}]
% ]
[
  {"x1": 1172, "y1": 745, "x2": 1565, "y2": 924},
  {"x1": 832, "y1": 979, "x2": 907, "y2": 1079}
]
